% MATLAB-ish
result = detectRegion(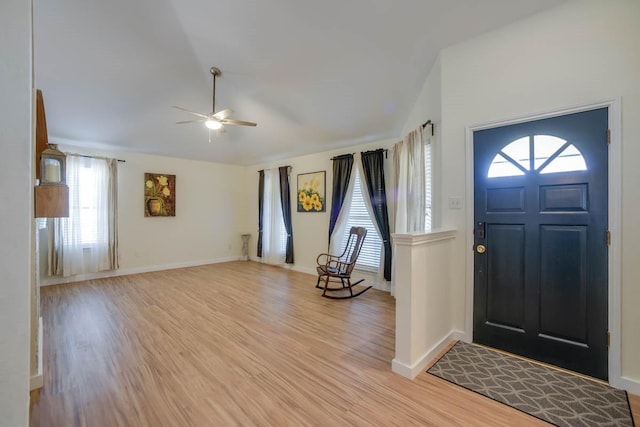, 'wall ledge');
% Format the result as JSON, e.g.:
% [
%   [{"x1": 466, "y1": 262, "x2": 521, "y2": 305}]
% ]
[{"x1": 392, "y1": 227, "x2": 457, "y2": 247}]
